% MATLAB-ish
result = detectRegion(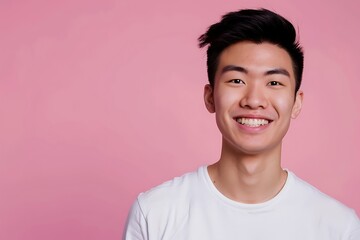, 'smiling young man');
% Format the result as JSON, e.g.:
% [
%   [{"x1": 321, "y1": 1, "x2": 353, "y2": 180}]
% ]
[{"x1": 123, "y1": 9, "x2": 360, "y2": 239}]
